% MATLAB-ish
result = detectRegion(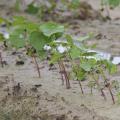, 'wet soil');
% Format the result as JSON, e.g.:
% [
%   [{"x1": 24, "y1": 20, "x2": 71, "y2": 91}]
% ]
[{"x1": 0, "y1": 0, "x2": 120, "y2": 120}]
